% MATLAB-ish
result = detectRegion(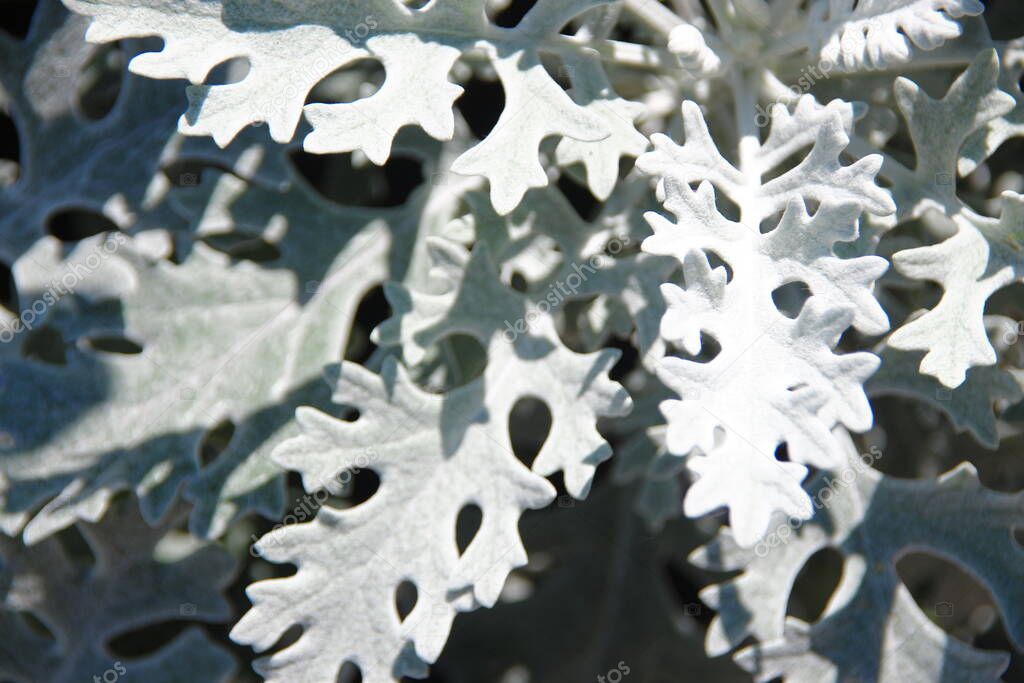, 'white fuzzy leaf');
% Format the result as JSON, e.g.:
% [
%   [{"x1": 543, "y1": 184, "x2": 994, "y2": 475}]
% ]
[
  {"x1": 959, "y1": 39, "x2": 1024, "y2": 175},
  {"x1": 0, "y1": 497, "x2": 236, "y2": 683},
  {"x1": 233, "y1": 358, "x2": 556, "y2": 683},
  {"x1": 375, "y1": 236, "x2": 632, "y2": 497},
  {"x1": 867, "y1": 344, "x2": 1023, "y2": 448},
  {"x1": 553, "y1": 51, "x2": 649, "y2": 200},
  {"x1": 692, "y1": 433, "x2": 1024, "y2": 682},
  {"x1": 886, "y1": 51, "x2": 1023, "y2": 387},
  {"x1": 807, "y1": 0, "x2": 984, "y2": 71},
  {"x1": 60, "y1": 0, "x2": 647, "y2": 214},
  {"x1": 0, "y1": 125, "x2": 473, "y2": 541},
  {"x1": 638, "y1": 97, "x2": 894, "y2": 546},
  {"x1": 0, "y1": 1, "x2": 291, "y2": 265}
]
